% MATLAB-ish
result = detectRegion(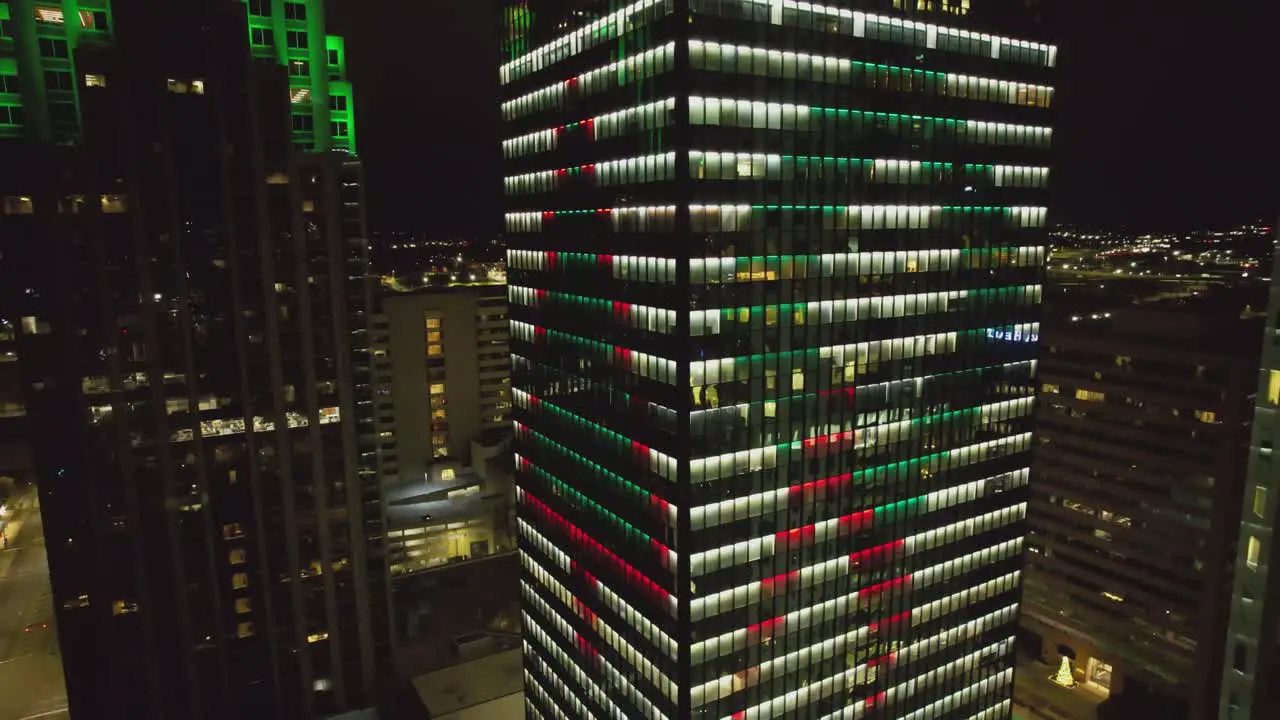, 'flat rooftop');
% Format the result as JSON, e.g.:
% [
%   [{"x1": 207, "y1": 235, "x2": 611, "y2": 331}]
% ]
[{"x1": 410, "y1": 649, "x2": 523, "y2": 720}]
